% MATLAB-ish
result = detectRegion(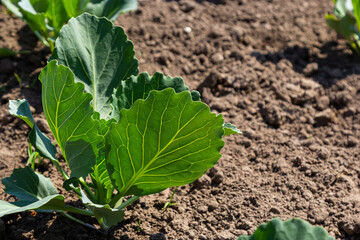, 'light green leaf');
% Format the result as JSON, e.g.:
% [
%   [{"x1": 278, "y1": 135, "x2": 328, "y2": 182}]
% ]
[
  {"x1": 80, "y1": 189, "x2": 124, "y2": 228},
  {"x1": 352, "y1": 0, "x2": 360, "y2": 31},
  {"x1": 2, "y1": 0, "x2": 23, "y2": 18},
  {"x1": 39, "y1": 60, "x2": 102, "y2": 166},
  {"x1": 62, "y1": 0, "x2": 88, "y2": 17},
  {"x1": 51, "y1": 13, "x2": 139, "y2": 119},
  {"x1": 334, "y1": 0, "x2": 347, "y2": 18},
  {"x1": 106, "y1": 88, "x2": 225, "y2": 197},
  {"x1": 0, "y1": 167, "x2": 66, "y2": 217},
  {"x1": 223, "y1": 123, "x2": 241, "y2": 136},
  {"x1": 18, "y1": 0, "x2": 48, "y2": 39},
  {"x1": 236, "y1": 218, "x2": 335, "y2": 240},
  {"x1": 65, "y1": 139, "x2": 96, "y2": 179},
  {"x1": 110, "y1": 72, "x2": 200, "y2": 121},
  {"x1": 45, "y1": 0, "x2": 68, "y2": 35},
  {"x1": 85, "y1": 0, "x2": 137, "y2": 20}
]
